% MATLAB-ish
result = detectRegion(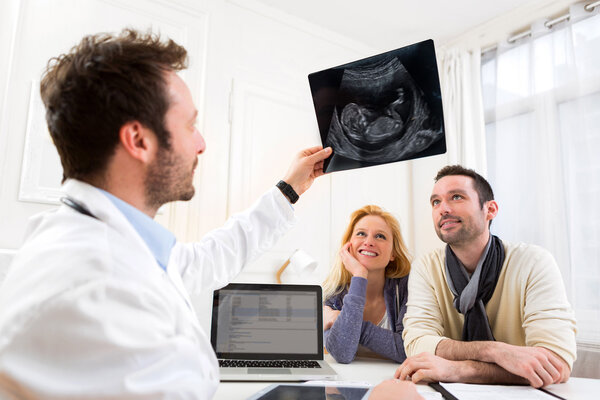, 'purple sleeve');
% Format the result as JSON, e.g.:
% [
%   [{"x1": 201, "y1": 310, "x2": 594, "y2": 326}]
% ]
[
  {"x1": 359, "y1": 319, "x2": 407, "y2": 362},
  {"x1": 324, "y1": 277, "x2": 367, "y2": 364},
  {"x1": 324, "y1": 277, "x2": 408, "y2": 363},
  {"x1": 358, "y1": 277, "x2": 407, "y2": 363}
]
